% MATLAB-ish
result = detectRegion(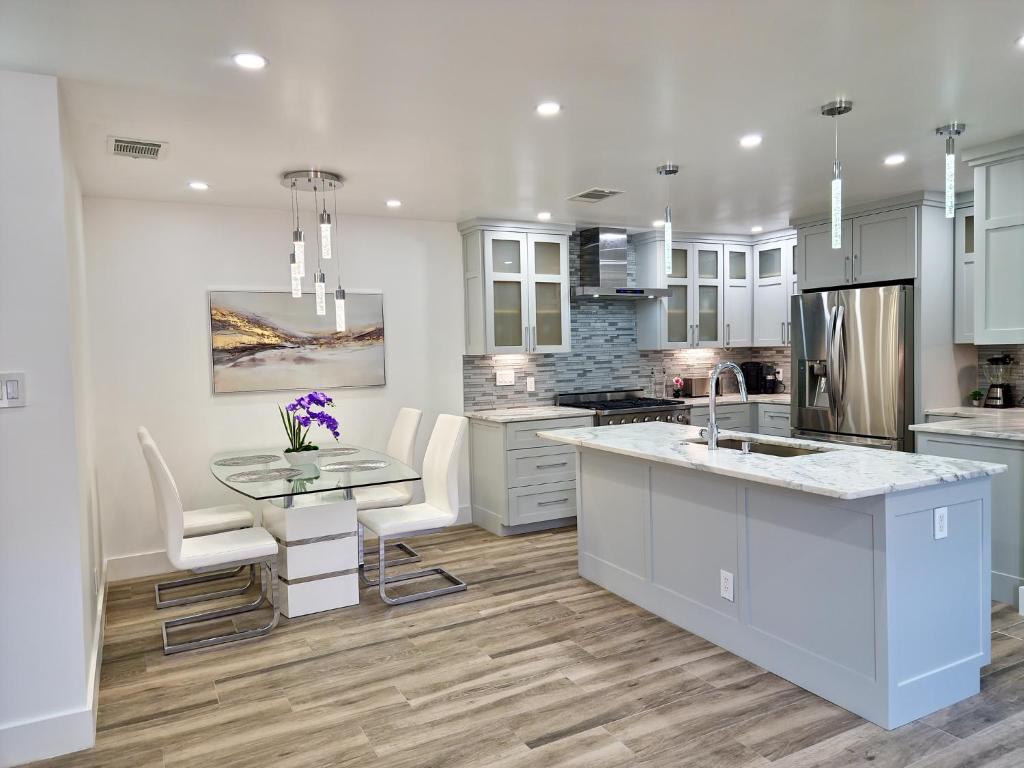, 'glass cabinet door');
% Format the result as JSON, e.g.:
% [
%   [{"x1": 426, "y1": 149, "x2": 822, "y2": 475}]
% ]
[
  {"x1": 527, "y1": 234, "x2": 570, "y2": 352},
  {"x1": 666, "y1": 285, "x2": 689, "y2": 345},
  {"x1": 694, "y1": 245, "x2": 723, "y2": 347},
  {"x1": 484, "y1": 231, "x2": 528, "y2": 352}
]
